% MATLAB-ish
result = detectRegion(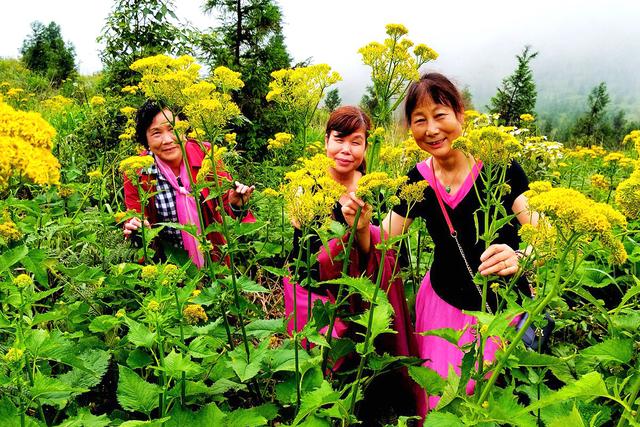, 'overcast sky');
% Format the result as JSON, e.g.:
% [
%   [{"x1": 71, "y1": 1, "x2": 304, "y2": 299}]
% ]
[{"x1": 4, "y1": 0, "x2": 640, "y2": 108}]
